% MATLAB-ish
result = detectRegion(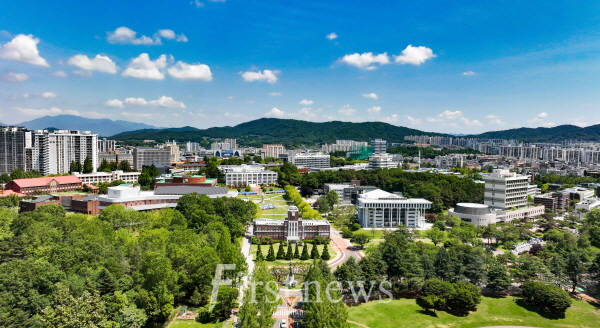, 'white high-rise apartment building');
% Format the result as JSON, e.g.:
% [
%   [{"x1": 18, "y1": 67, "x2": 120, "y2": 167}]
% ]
[
  {"x1": 164, "y1": 141, "x2": 180, "y2": 162},
  {"x1": 321, "y1": 140, "x2": 369, "y2": 153},
  {"x1": 0, "y1": 126, "x2": 27, "y2": 174},
  {"x1": 211, "y1": 138, "x2": 237, "y2": 150},
  {"x1": 185, "y1": 142, "x2": 201, "y2": 152},
  {"x1": 28, "y1": 129, "x2": 98, "y2": 176},
  {"x1": 483, "y1": 169, "x2": 529, "y2": 210},
  {"x1": 263, "y1": 144, "x2": 286, "y2": 158},
  {"x1": 368, "y1": 153, "x2": 397, "y2": 169}
]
